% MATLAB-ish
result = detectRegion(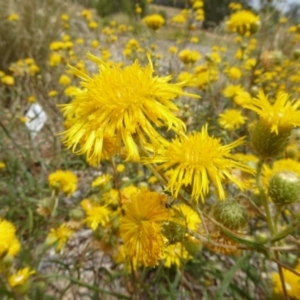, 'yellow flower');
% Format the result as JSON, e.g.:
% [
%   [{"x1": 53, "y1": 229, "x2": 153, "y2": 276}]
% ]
[
  {"x1": 227, "y1": 67, "x2": 241, "y2": 80},
  {"x1": 0, "y1": 161, "x2": 6, "y2": 169},
  {"x1": 46, "y1": 223, "x2": 74, "y2": 251},
  {"x1": 227, "y1": 10, "x2": 260, "y2": 36},
  {"x1": 82, "y1": 203, "x2": 111, "y2": 230},
  {"x1": 61, "y1": 53, "x2": 198, "y2": 163},
  {"x1": 164, "y1": 242, "x2": 191, "y2": 268},
  {"x1": 244, "y1": 91, "x2": 300, "y2": 134},
  {"x1": 8, "y1": 13, "x2": 19, "y2": 22},
  {"x1": 48, "y1": 90, "x2": 58, "y2": 97},
  {"x1": 178, "y1": 49, "x2": 201, "y2": 65},
  {"x1": 120, "y1": 188, "x2": 170, "y2": 266},
  {"x1": 218, "y1": 109, "x2": 247, "y2": 131},
  {"x1": 116, "y1": 164, "x2": 125, "y2": 173},
  {"x1": 1, "y1": 75, "x2": 15, "y2": 86},
  {"x1": 48, "y1": 52, "x2": 62, "y2": 67},
  {"x1": 169, "y1": 46, "x2": 178, "y2": 54},
  {"x1": 89, "y1": 21, "x2": 98, "y2": 29},
  {"x1": 171, "y1": 203, "x2": 201, "y2": 231},
  {"x1": 142, "y1": 14, "x2": 165, "y2": 30},
  {"x1": 48, "y1": 170, "x2": 78, "y2": 196},
  {"x1": 59, "y1": 74, "x2": 71, "y2": 86},
  {"x1": 92, "y1": 174, "x2": 112, "y2": 187},
  {"x1": 8, "y1": 268, "x2": 35, "y2": 288},
  {"x1": 171, "y1": 14, "x2": 186, "y2": 24},
  {"x1": 27, "y1": 96, "x2": 36, "y2": 103},
  {"x1": 135, "y1": 5, "x2": 142, "y2": 14},
  {"x1": 0, "y1": 219, "x2": 21, "y2": 257},
  {"x1": 91, "y1": 40, "x2": 99, "y2": 48},
  {"x1": 61, "y1": 14, "x2": 69, "y2": 21},
  {"x1": 150, "y1": 124, "x2": 255, "y2": 201},
  {"x1": 272, "y1": 261, "x2": 300, "y2": 299}
]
